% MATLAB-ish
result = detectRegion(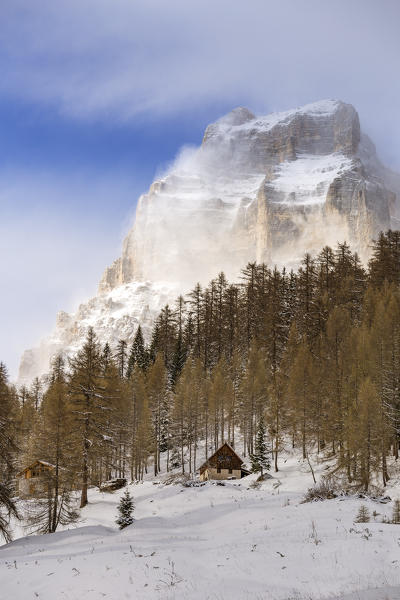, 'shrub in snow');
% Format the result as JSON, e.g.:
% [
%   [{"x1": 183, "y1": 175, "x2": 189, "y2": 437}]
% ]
[
  {"x1": 355, "y1": 505, "x2": 370, "y2": 523},
  {"x1": 116, "y1": 489, "x2": 135, "y2": 529},
  {"x1": 302, "y1": 478, "x2": 338, "y2": 502},
  {"x1": 392, "y1": 500, "x2": 400, "y2": 524},
  {"x1": 163, "y1": 473, "x2": 190, "y2": 486},
  {"x1": 183, "y1": 480, "x2": 206, "y2": 488}
]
